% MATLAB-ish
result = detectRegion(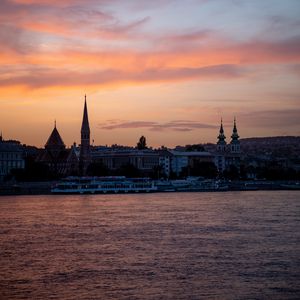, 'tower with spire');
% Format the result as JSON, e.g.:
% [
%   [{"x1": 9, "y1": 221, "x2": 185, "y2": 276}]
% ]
[
  {"x1": 217, "y1": 118, "x2": 226, "y2": 152},
  {"x1": 230, "y1": 117, "x2": 240, "y2": 153},
  {"x1": 79, "y1": 95, "x2": 91, "y2": 175}
]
